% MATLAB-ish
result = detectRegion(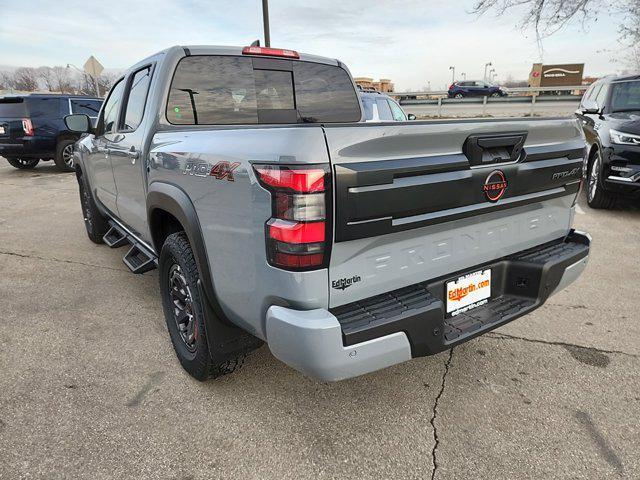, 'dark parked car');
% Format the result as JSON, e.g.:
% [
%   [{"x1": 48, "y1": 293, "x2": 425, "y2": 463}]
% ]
[
  {"x1": 448, "y1": 81, "x2": 507, "y2": 99},
  {"x1": 0, "y1": 94, "x2": 103, "y2": 171},
  {"x1": 575, "y1": 74, "x2": 640, "y2": 208}
]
